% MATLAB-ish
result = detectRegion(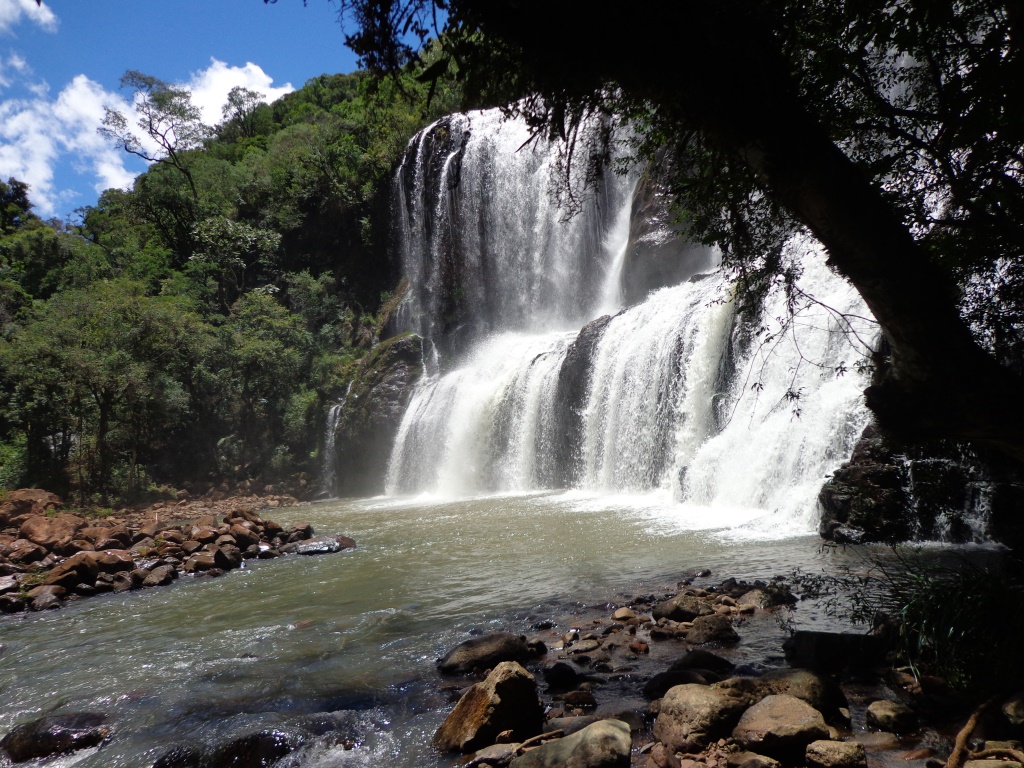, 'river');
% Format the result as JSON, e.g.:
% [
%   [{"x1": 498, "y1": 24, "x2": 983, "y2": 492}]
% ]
[{"x1": 0, "y1": 493, "x2": 864, "y2": 767}]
